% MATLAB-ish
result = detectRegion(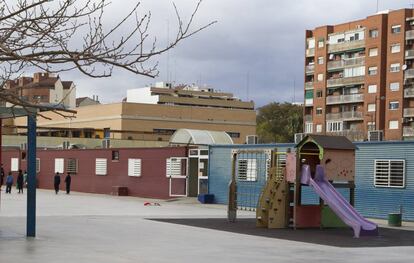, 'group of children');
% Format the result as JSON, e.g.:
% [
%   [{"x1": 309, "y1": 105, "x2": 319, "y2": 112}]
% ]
[{"x1": 0, "y1": 166, "x2": 72, "y2": 194}]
